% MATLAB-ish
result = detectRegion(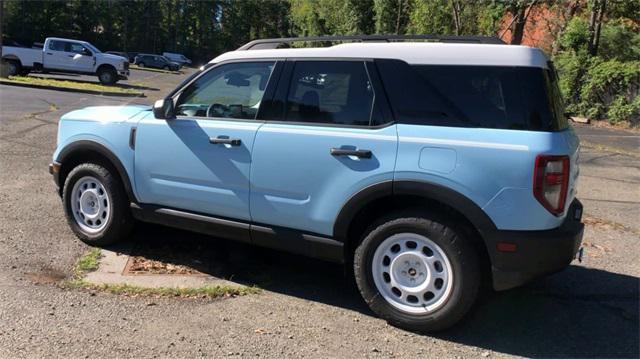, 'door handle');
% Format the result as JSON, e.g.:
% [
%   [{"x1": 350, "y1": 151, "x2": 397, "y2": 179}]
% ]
[
  {"x1": 46, "y1": 52, "x2": 53, "y2": 55},
  {"x1": 330, "y1": 148, "x2": 372, "y2": 158},
  {"x1": 209, "y1": 136, "x2": 241, "y2": 146},
  {"x1": 68, "y1": 55, "x2": 75, "y2": 57}
]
